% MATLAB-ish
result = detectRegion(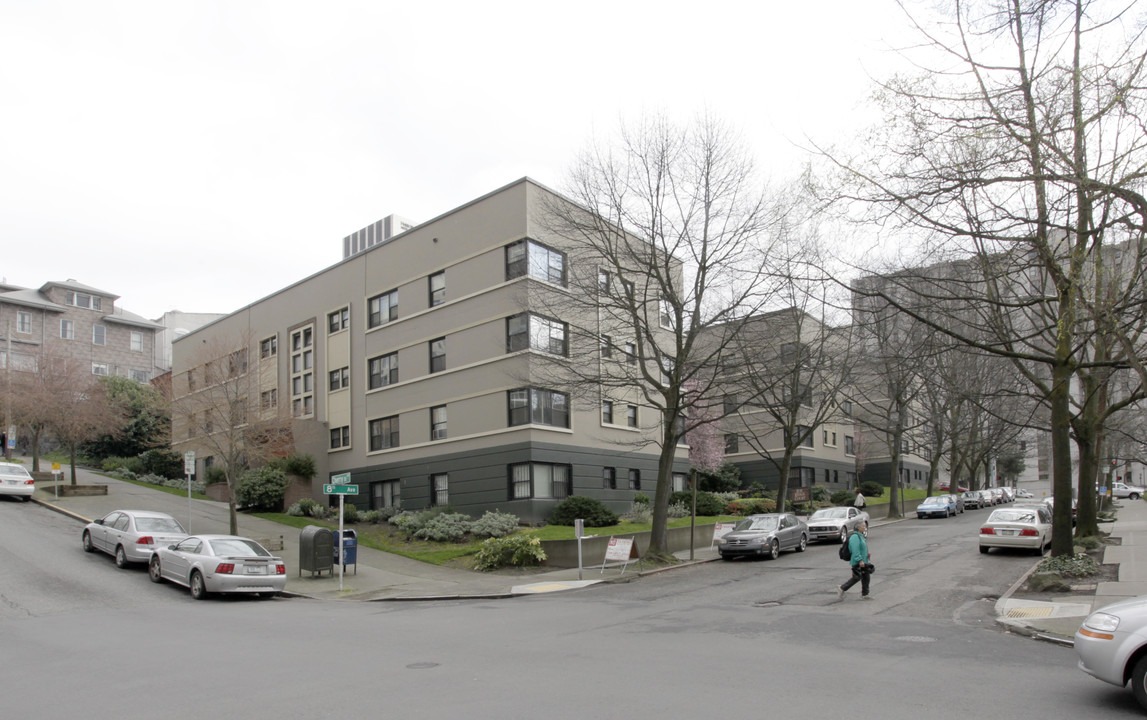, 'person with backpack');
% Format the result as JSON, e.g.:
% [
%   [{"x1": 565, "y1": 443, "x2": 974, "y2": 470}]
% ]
[{"x1": 837, "y1": 520, "x2": 872, "y2": 600}]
